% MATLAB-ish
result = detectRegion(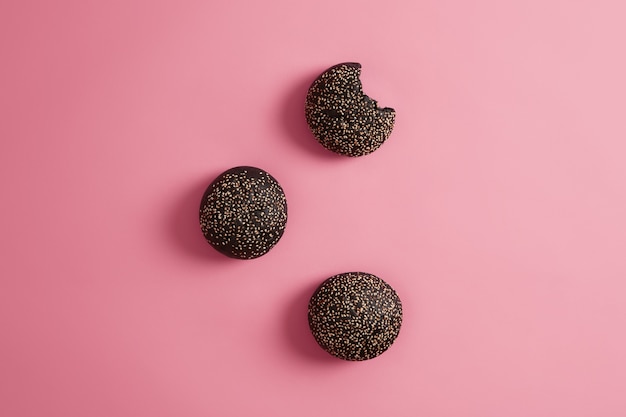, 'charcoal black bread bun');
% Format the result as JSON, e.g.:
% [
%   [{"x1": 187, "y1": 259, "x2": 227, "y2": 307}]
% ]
[
  {"x1": 308, "y1": 272, "x2": 403, "y2": 361},
  {"x1": 305, "y1": 62, "x2": 396, "y2": 157},
  {"x1": 199, "y1": 166, "x2": 287, "y2": 259}
]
